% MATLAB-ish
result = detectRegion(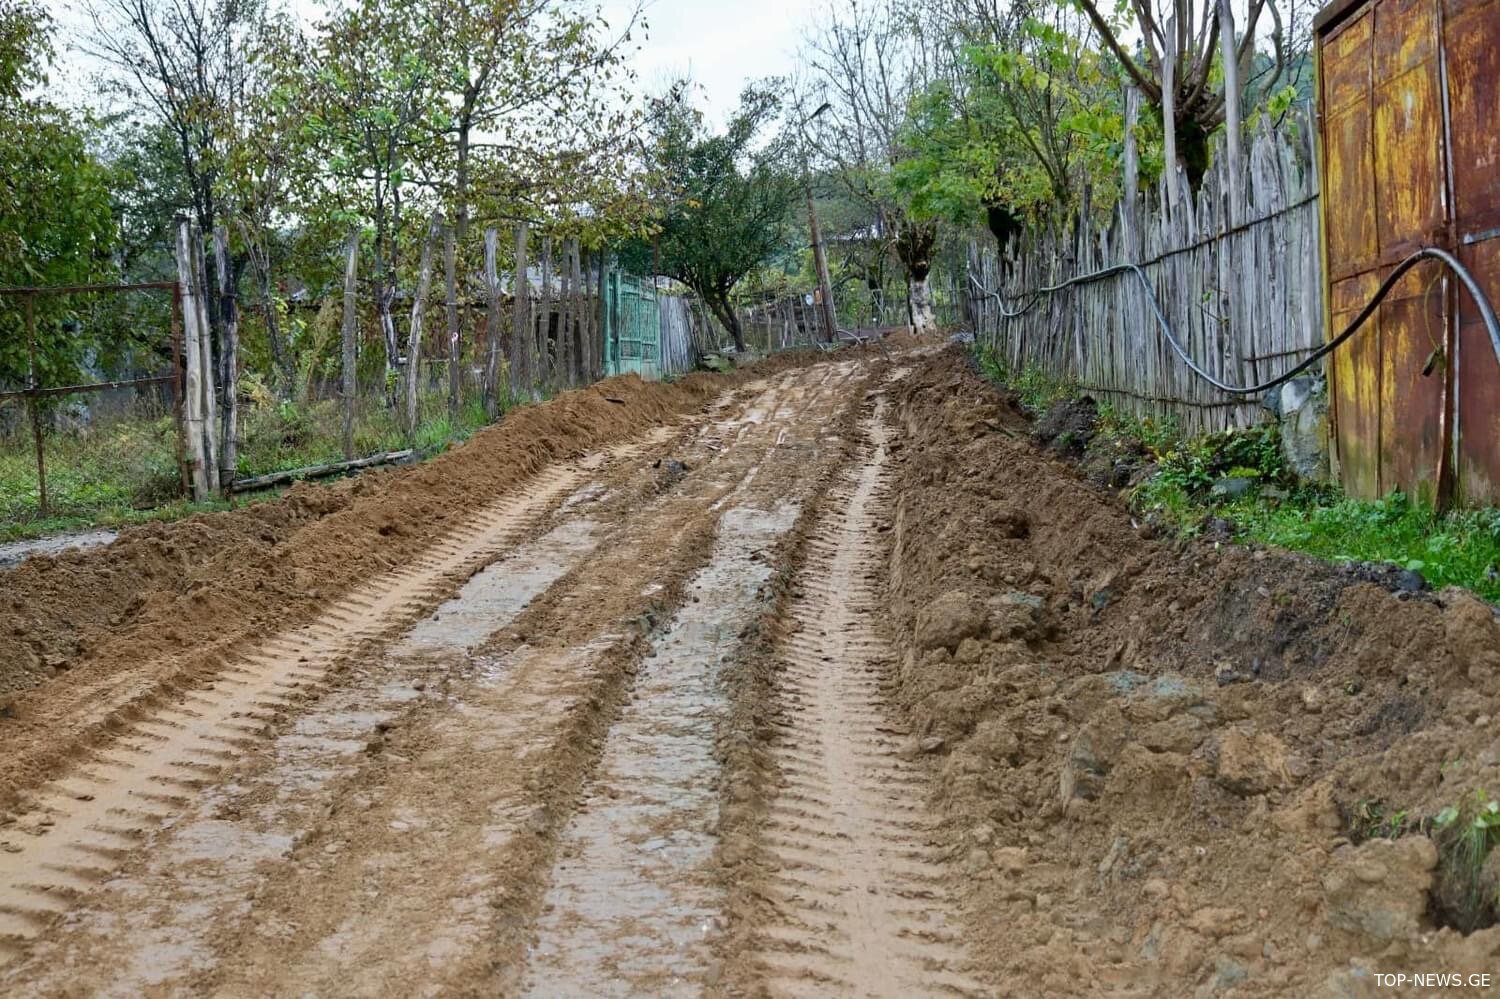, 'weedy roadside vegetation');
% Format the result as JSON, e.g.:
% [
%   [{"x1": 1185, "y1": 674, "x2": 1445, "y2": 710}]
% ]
[{"x1": 974, "y1": 344, "x2": 1500, "y2": 601}]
